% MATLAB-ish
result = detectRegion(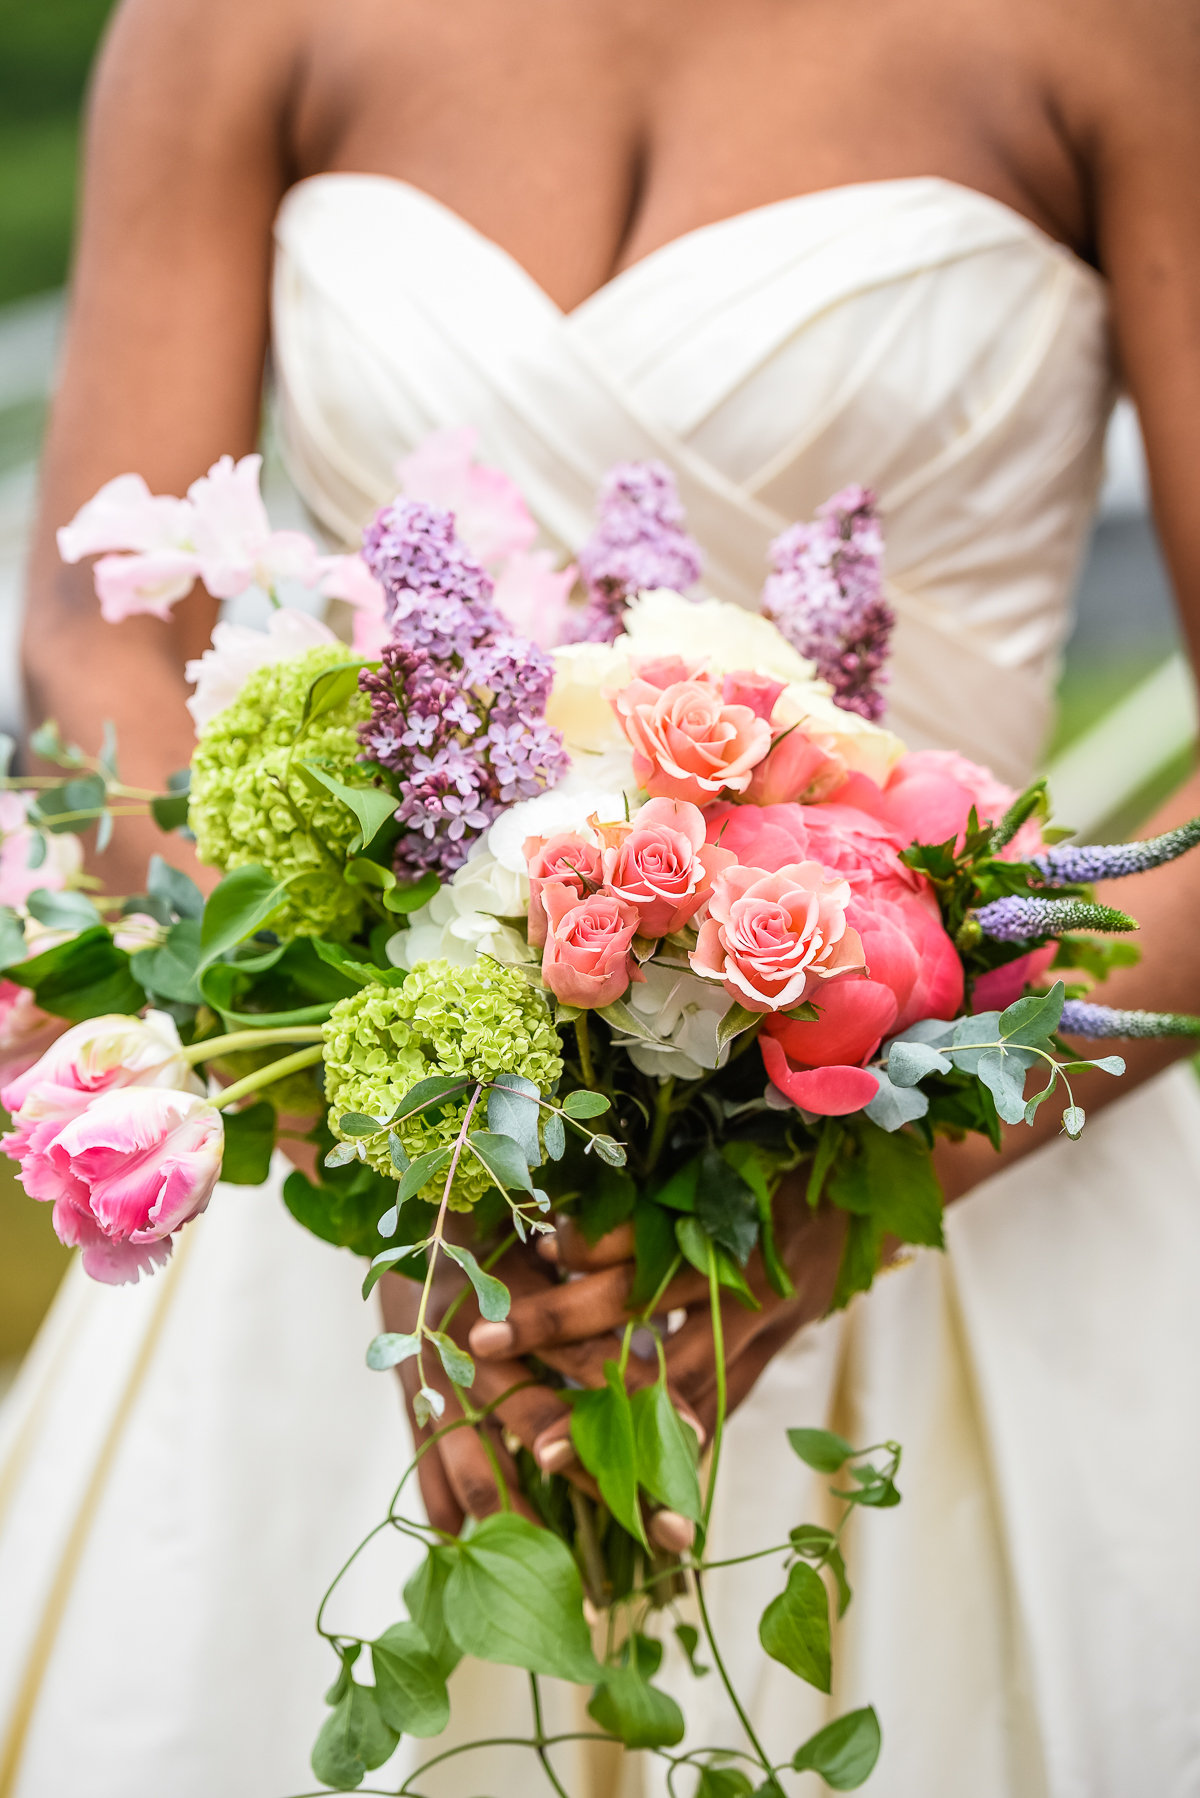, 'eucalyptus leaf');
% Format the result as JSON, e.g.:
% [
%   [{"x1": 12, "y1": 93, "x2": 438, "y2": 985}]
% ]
[
  {"x1": 1062, "y1": 1105, "x2": 1086, "y2": 1137},
  {"x1": 885, "y1": 1038, "x2": 952, "y2": 1086},
  {"x1": 758, "y1": 1560, "x2": 832, "y2": 1693},
  {"x1": 976, "y1": 1048, "x2": 1030, "y2": 1125},
  {"x1": 338, "y1": 1112, "x2": 384, "y2": 1138},
  {"x1": 324, "y1": 1142, "x2": 362, "y2": 1169},
  {"x1": 442, "y1": 1512, "x2": 602, "y2": 1683},
  {"x1": 590, "y1": 1134, "x2": 627, "y2": 1168},
  {"x1": 412, "y1": 1386, "x2": 444, "y2": 1427},
  {"x1": 864, "y1": 1066, "x2": 930, "y2": 1131},
  {"x1": 487, "y1": 1073, "x2": 543, "y2": 1166},
  {"x1": 365, "y1": 1332, "x2": 421, "y2": 1372},
  {"x1": 0, "y1": 908, "x2": 25, "y2": 972},
  {"x1": 441, "y1": 1241, "x2": 511, "y2": 1322},
  {"x1": 468, "y1": 1129, "x2": 534, "y2": 1194},
  {"x1": 26, "y1": 887, "x2": 101, "y2": 931},
  {"x1": 396, "y1": 1146, "x2": 453, "y2": 1205},
  {"x1": 428, "y1": 1328, "x2": 474, "y2": 1387},
  {"x1": 361, "y1": 1245, "x2": 427, "y2": 1299},
  {"x1": 999, "y1": 979, "x2": 1065, "y2": 1048},
  {"x1": 543, "y1": 1110, "x2": 566, "y2": 1160},
  {"x1": 131, "y1": 918, "x2": 203, "y2": 1006},
  {"x1": 147, "y1": 853, "x2": 204, "y2": 920},
  {"x1": 562, "y1": 1089, "x2": 612, "y2": 1119}
]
